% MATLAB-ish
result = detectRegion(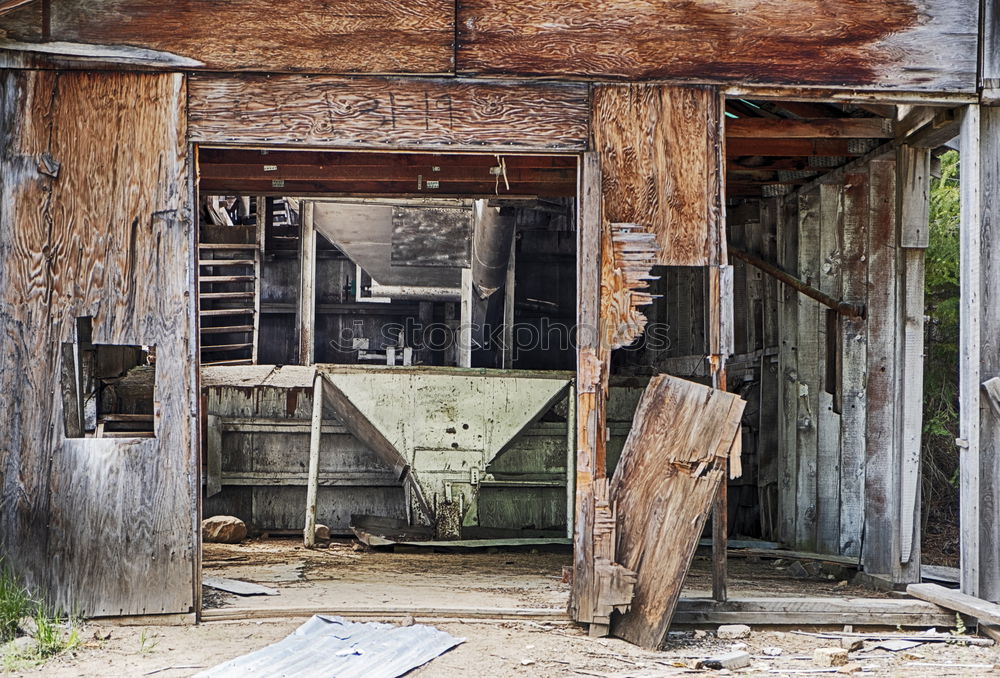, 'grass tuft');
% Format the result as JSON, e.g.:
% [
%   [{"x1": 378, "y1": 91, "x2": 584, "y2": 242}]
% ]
[{"x1": 0, "y1": 559, "x2": 80, "y2": 669}]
